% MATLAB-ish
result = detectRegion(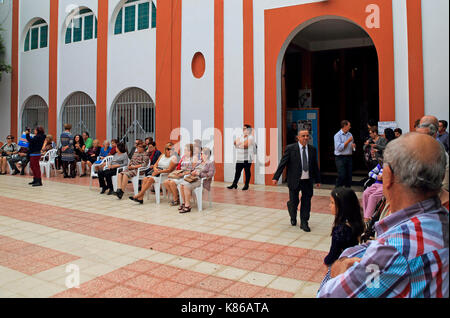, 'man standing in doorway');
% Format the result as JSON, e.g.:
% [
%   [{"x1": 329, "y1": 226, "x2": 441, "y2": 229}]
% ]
[
  {"x1": 272, "y1": 129, "x2": 321, "y2": 232},
  {"x1": 334, "y1": 120, "x2": 356, "y2": 188}
]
